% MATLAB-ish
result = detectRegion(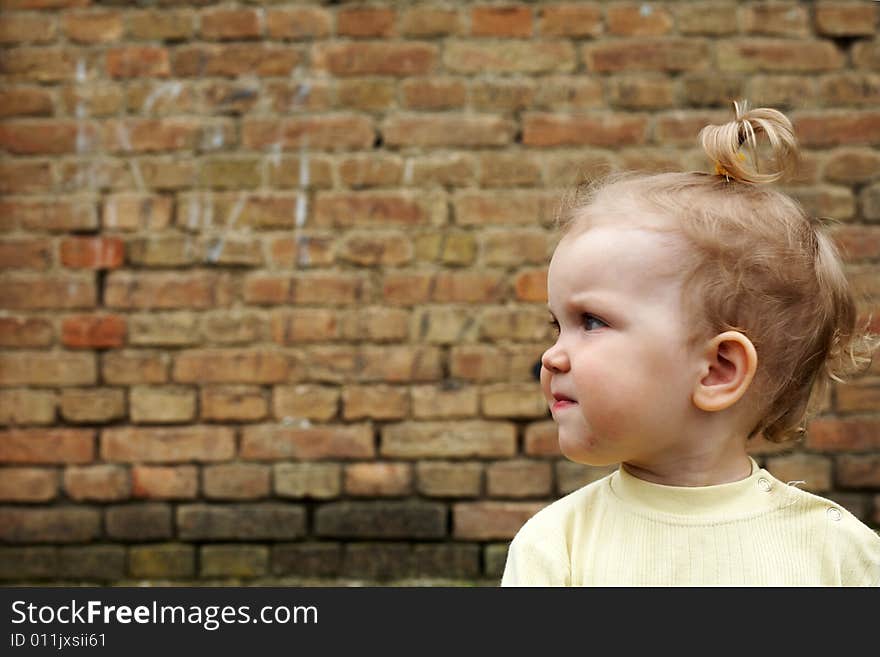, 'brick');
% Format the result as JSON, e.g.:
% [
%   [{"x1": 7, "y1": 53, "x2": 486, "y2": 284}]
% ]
[
  {"x1": 132, "y1": 465, "x2": 198, "y2": 500},
  {"x1": 488, "y1": 460, "x2": 553, "y2": 498},
  {"x1": 201, "y1": 311, "x2": 267, "y2": 345},
  {"x1": 765, "y1": 453, "x2": 832, "y2": 493},
  {"x1": 416, "y1": 461, "x2": 483, "y2": 498},
  {"x1": 343, "y1": 543, "x2": 413, "y2": 580},
  {"x1": 414, "y1": 231, "x2": 477, "y2": 266},
  {"x1": 481, "y1": 383, "x2": 548, "y2": 419},
  {"x1": 454, "y1": 191, "x2": 557, "y2": 226},
  {"x1": 836, "y1": 380, "x2": 880, "y2": 413},
  {"x1": 0, "y1": 12, "x2": 56, "y2": 44},
  {"x1": 265, "y1": 7, "x2": 331, "y2": 39},
  {"x1": 815, "y1": 2, "x2": 876, "y2": 37},
  {"x1": 245, "y1": 273, "x2": 366, "y2": 306},
  {"x1": 241, "y1": 113, "x2": 375, "y2": 150},
  {"x1": 0, "y1": 428, "x2": 94, "y2": 465},
  {"x1": 105, "y1": 272, "x2": 236, "y2": 309},
  {"x1": 199, "y1": 157, "x2": 261, "y2": 189},
  {"x1": 411, "y1": 306, "x2": 479, "y2": 345},
  {"x1": 0, "y1": 317, "x2": 53, "y2": 347},
  {"x1": 739, "y1": 3, "x2": 809, "y2": 37},
  {"x1": 272, "y1": 542, "x2": 341, "y2": 577},
  {"x1": 480, "y1": 306, "x2": 553, "y2": 342},
  {"x1": 338, "y1": 6, "x2": 395, "y2": 37},
  {"x1": 585, "y1": 39, "x2": 710, "y2": 72},
  {"x1": 470, "y1": 79, "x2": 535, "y2": 111},
  {"x1": 607, "y1": 3, "x2": 672, "y2": 36},
  {"x1": 345, "y1": 463, "x2": 412, "y2": 497},
  {"x1": 61, "y1": 314, "x2": 126, "y2": 348},
  {"x1": 717, "y1": 39, "x2": 844, "y2": 73},
  {"x1": 106, "y1": 46, "x2": 169, "y2": 79},
  {"x1": 853, "y1": 39, "x2": 880, "y2": 70},
  {"x1": 533, "y1": 75, "x2": 607, "y2": 110},
  {"x1": 348, "y1": 345, "x2": 442, "y2": 383},
  {"x1": 0, "y1": 468, "x2": 57, "y2": 502},
  {"x1": 411, "y1": 384, "x2": 479, "y2": 419},
  {"x1": 786, "y1": 187, "x2": 854, "y2": 222},
  {"x1": 129, "y1": 312, "x2": 198, "y2": 347},
  {"x1": 384, "y1": 114, "x2": 515, "y2": 148},
  {"x1": 274, "y1": 463, "x2": 341, "y2": 500},
  {"x1": 101, "y1": 426, "x2": 235, "y2": 463},
  {"x1": 400, "y1": 77, "x2": 466, "y2": 111},
  {"x1": 63, "y1": 464, "x2": 128, "y2": 501},
  {"x1": 272, "y1": 385, "x2": 339, "y2": 423},
  {"x1": 203, "y1": 463, "x2": 270, "y2": 500},
  {"x1": 805, "y1": 417, "x2": 880, "y2": 451},
  {"x1": 399, "y1": 6, "x2": 462, "y2": 37},
  {"x1": 129, "y1": 544, "x2": 195, "y2": 579},
  {"x1": 819, "y1": 73, "x2": 880, "y2": 108},
  {"x1": 0, "y1": 120, "x2": 99, "y2": 155},
  {"x1": 315, "y1": 501, "x2": 446, "y2": 539},
  {"x1": 0, "y1": 352, "x2": 96, "y2": 386},
  {"x1": 240, "y1": 423, "x2": 374, "y2": 461},
  {"x1": 64, "y1": 10, "x2": 123, "y2": 43},
  {"x1": 453, "y1": 502, "x2": 546, "y2": 540},
  {"x1": 484, "y1": 543, "x2": 509, "y2": 580},
  {"x1": 178, "y1": 504, "x2": 306, "y2": 540},
  {"x1": 523, "y1": 113, "x2": 647, "y2": 147},
  {"x1": 128, "y1": 9, "x2": 195, "y2": 41},
  {"x1": 104, "y1": 118, "x2": 201, "y2": 153},
  {"x1": 106, "y1": 504, "x2": 172, "y2": 540},
  {"x1": 537, "y1": 3, "x2": 602, "y2": 37},
  {"x1": 381, "y1": 421, "x2": 516, "y2": 459},
  {"x1": 0, "y1": 161, "x2": 52, "y2": 194},
  {"x1": 831, "y1": 225, "x2": 880, "y2": 263},
  {"x1": 608, "y1": 75, "x2": 675, "y2": 110},
  {"x1": 524, "y1": 420, "x2": 560, "y2": 456},
  {"x1": 60, "y1": 388, "x2": 125, "y2": 424},
  {"x1": 172, "y1": 349, "x2": 289, "y2": 384},
  {"x1": 0, "y1": 389, "x2": 56, "y2": 425},
  {"x1": 313, "y1": 43, "x2": 436, "y2": 77},
  {"x1": 337, "y1": 232, "x2": 413, "y2": 267},
  {"x1": 318, "y1": 191, "x2": 447, "y2": 228},
  {"x1": 676, "y1": 2, "x2": 738, "y2": 36},
  {"x1": 0, "y1": 47, "x2": 78, "y2": 83},
  {"x1": 481, "y1": 230, "x2": 548, "y2": 266},
  {"x1": 471, "y1": 5, "x2": 532, "y2": 37},
  {"x1": 0, "y1": 507, "x2": 100, "y2": 543},
  {"x1": 343, "y1": 385, "x2": 409, "y2": 420},
  {"x1": 444, "y1": 41, "x2": 574, "y2": 74},
  {"x1": 433, "y1": 271, "x2": 507, "y2": 303},
  {"x1": 479, "y1": 153, "x2": 542, "y2": 188},
  {"x1": 200, "y1": 8, "x2": 261, "y2": 40},
  {"x1": 339, "y1": 154, "x2": 404, "y2": 188},
  {"x1": 130, "y1": 385, "x2": 196, "y2": 424},
  {"x1": 863, "y1": 184, "x2": 880, "y2": 221},
  {"x1": 200, "y1": 386, "x2": 267, "y2": 422},
  {"x1": 413, "y1": 544, "x2": 481, "y2": 579},
  {"x1": 102, "y1": 351, "x2": 169, "y2": 385},
  {"x1": 0, "y1": 238, "x2": 51, "y2": 270},
  {"x1": 339, "y1": 307, "x2": 411, "y2": 343},
  {"x1": 557, "y1": 461, "x2": 617, "y2": 495},
  {"x1": 201, "y1": 545, "x2": 268, "y2": 578},
  {"x1": 514, "y1": 268, "x2": 548, "y2": 302},
  {"x1": 0, "y1": 274, "x2": 96, "y2": 310},
  {"x1": 825, "y1": 149, "x2": 880, "y2": 185},
  {"x1": 173, "y1": 44, "x2": 301, "y2": 78},
  {"x1": 837, "y1": 455, "x2": 880, "y2": 488},
  {"x1": 270, "y1": 309, "x2": 339, "y2": 343},
  {"x1": 59, "y1": 545, "x2": 125, "y2": 581},
  {"x1": 746, "y1": 75, "x2": 816, "y2": 109},
  {"x1": 336, "y1": 78, "x2": 395, "y2": 111},
  {"x1": 0, "y1": 86, "x2": 53, "y2": 118},
  {"x1": 0, "y1": 547, "x2": 57, "y2": 581},
  {"x1": 682, "y1": 73, "x2": 745, "y2": 107}
]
